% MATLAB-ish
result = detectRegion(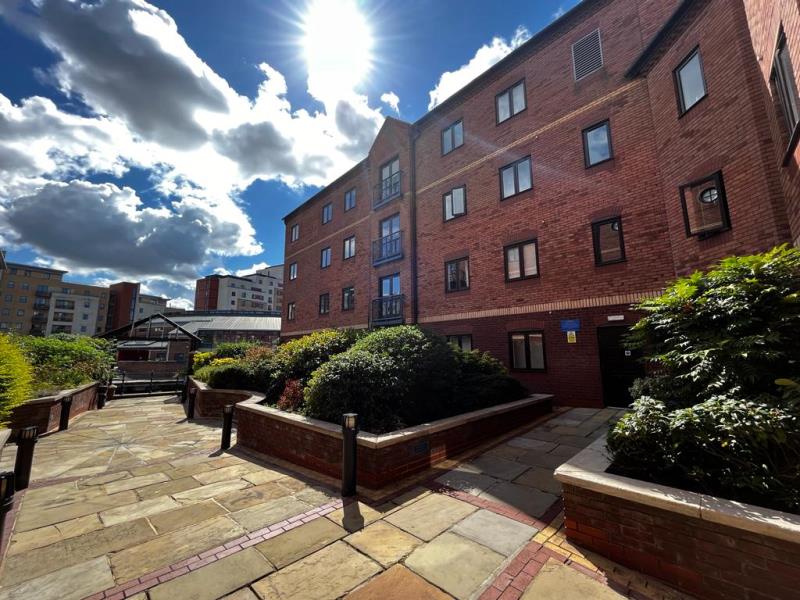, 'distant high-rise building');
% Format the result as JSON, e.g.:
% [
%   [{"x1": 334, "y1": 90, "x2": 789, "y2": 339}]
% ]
[{"x1": 194, "y1": 265, "x2": 283, "y2": 313}]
